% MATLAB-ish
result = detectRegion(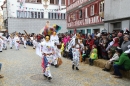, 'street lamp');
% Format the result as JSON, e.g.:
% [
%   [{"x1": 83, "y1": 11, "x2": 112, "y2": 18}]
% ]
[{"x1": 42, "y1": 0, "x2": 50, "y2": 9}]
